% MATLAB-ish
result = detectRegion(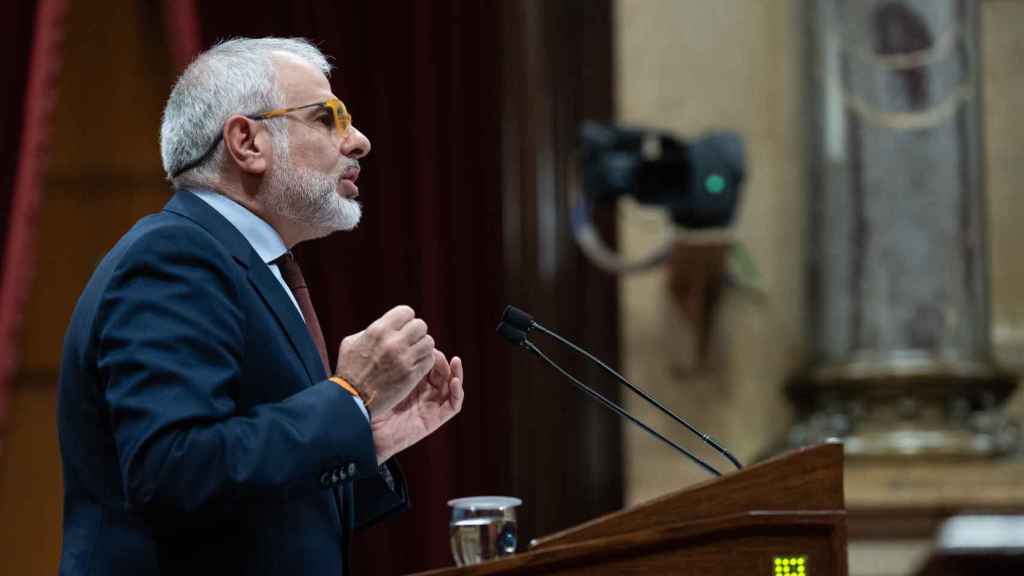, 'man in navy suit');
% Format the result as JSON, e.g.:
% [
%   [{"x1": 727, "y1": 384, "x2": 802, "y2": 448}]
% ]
[{"x1": 57, "y1": 37, "x2": 464, "y2": 575}]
